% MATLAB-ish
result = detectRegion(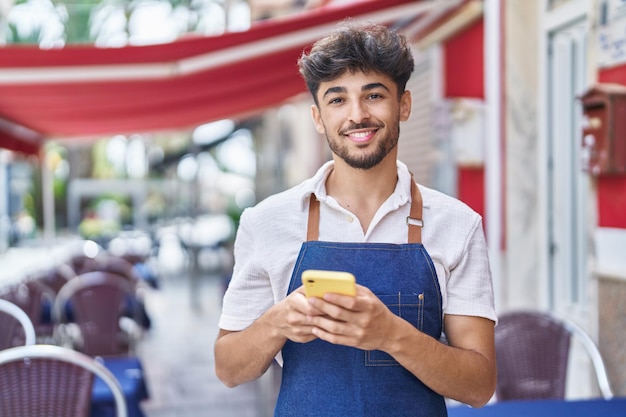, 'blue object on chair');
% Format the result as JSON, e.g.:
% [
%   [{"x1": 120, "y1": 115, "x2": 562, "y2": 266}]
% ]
[{"x1": 91, "y1": 356, "x2": 149, "y2": 417}]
